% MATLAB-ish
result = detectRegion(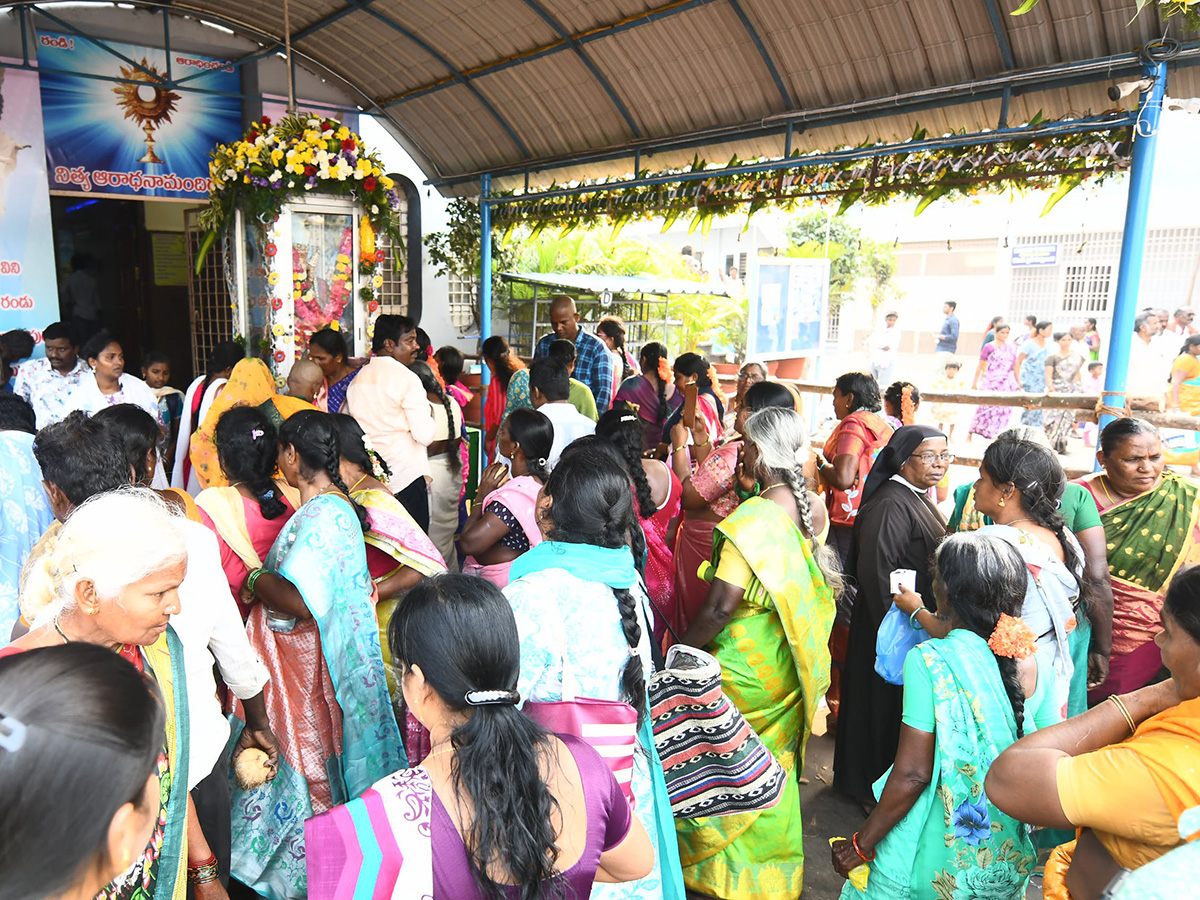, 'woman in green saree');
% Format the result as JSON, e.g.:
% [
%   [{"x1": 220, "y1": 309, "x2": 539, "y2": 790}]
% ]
[
  {"x1": 831, "y1": 532, "x2": 1061, "y2": 900},
  {"x1": 677, "y1": 406, "x2": 839, "y2": 900}
]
